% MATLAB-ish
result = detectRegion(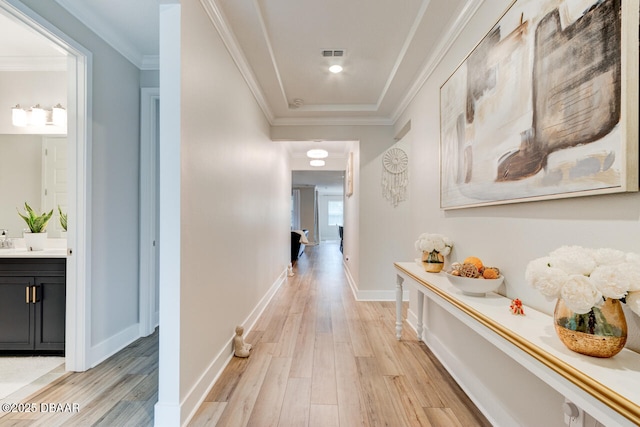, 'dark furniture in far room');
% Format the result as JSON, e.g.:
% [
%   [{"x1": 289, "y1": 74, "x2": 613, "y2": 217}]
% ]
[
  {"x1": 291, "y1": 229, "x2": 309, "y2": 263},
  {"x1": 338, "y1": 226, "x2": 343, "y2": 253}
]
